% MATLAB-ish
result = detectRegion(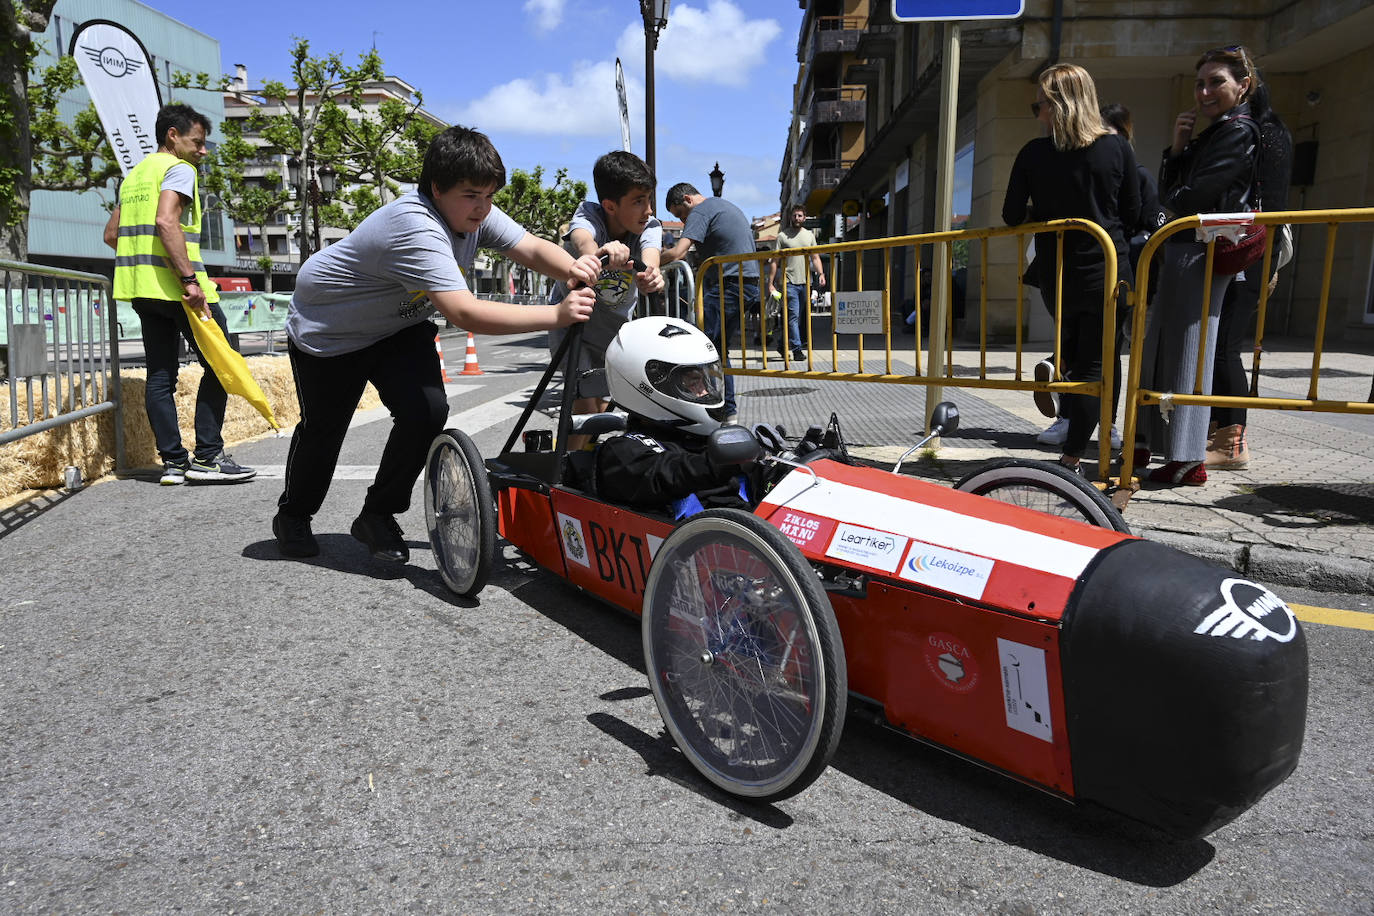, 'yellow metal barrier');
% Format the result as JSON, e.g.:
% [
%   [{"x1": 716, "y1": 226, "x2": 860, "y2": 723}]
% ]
[
  {"x1": 693, "y1": 219, "x2": 1121, "y2": 473},
  {"x1": 1119, "y1": 207, "x2": 1374, "y2": 489}
]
